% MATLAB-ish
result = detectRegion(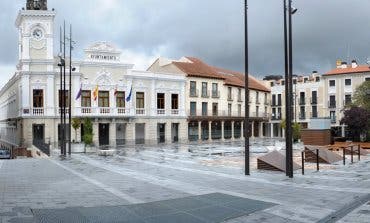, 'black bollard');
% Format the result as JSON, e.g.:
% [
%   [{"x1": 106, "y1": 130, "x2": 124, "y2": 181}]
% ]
[
  {"x1": 301, "y1": 151, "x2": 304, "y2": 175},
  {"x1": 358, "y1": 144, "x2": 361, "y2": 161},
  {"x1": 343, "y1": 147, "x2": 345, "y2": 165},
  {"x1": 316, "y1": 149, "x2": 319, "y2": 171},
  {"x1": 351, "y1": 146, "x2": 353, "y2": 163}
]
